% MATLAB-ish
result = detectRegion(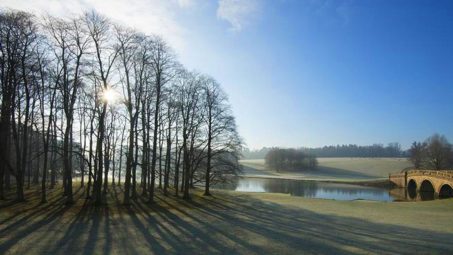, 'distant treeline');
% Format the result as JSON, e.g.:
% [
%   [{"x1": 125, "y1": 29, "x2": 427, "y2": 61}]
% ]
[
  {"x1": 265, "y1": 148, "x2": 317, "y2": 171},
  {"x1": 301, "y1": 143, "x2": 404, "y2": 158},
  {"x1": 243, "y1": 143, "x2": 406, "y2": 159}
]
